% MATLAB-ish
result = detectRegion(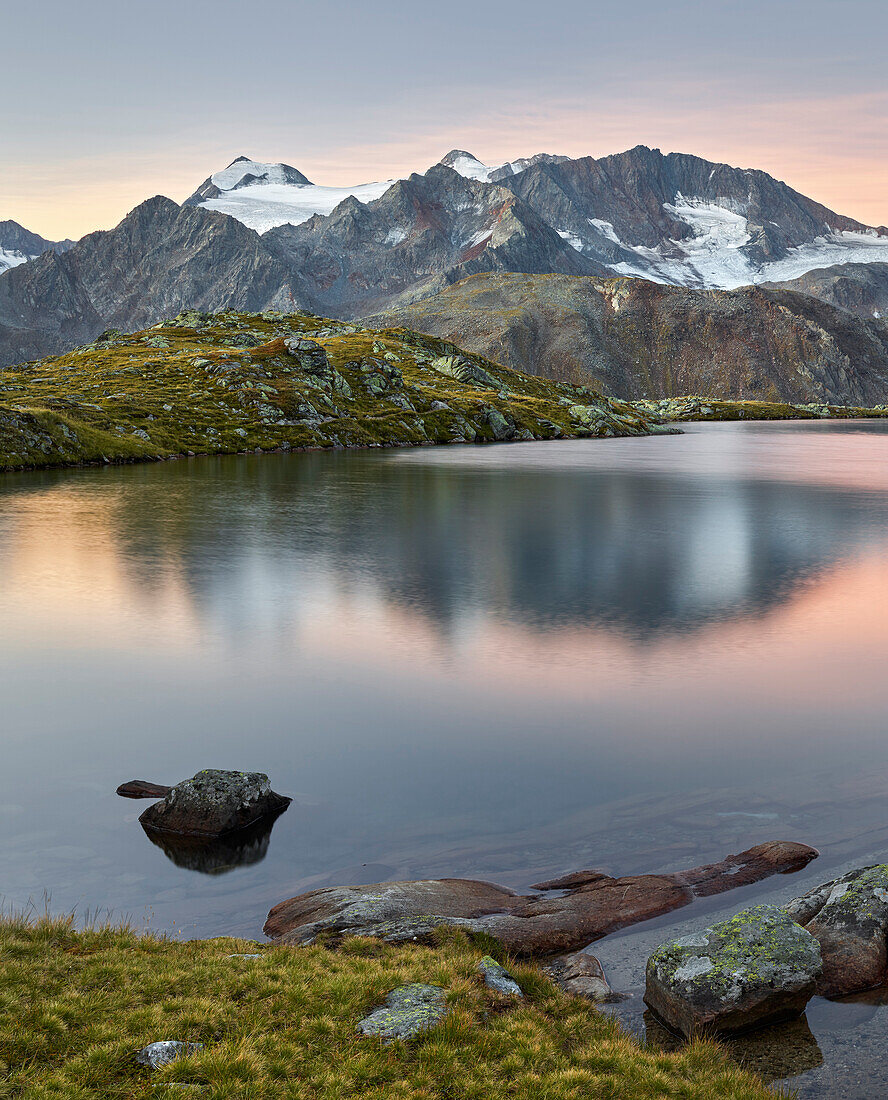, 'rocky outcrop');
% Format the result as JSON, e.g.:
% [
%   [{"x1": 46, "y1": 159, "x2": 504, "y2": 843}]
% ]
[
  {"x1": 356, "y1": 984, "x2": 448, "y2": 1041},
  {"x1": 785, "y1": 864, "x2": 888, "y2": 996},
  {"x1": 139, "y1": 769, "x2": 291, "y2": 839},
  {"x1": 645, "y1": 906, "x2": 822, "y2": 1038},
  {"x1": 373, "y1": 271, "x2": 888, "y2": 405},
  {"x1": 264, "y1": 842, "x2": 817, "y2": 955}
]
